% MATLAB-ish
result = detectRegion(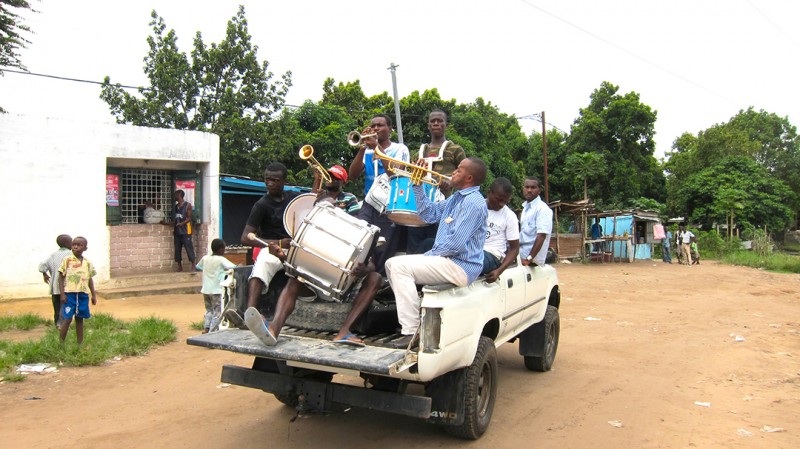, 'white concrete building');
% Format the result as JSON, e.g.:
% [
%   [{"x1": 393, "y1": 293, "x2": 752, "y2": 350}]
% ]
[{"x1": 0, "y1": 114, "x2": 220, "y2": 300}]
